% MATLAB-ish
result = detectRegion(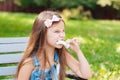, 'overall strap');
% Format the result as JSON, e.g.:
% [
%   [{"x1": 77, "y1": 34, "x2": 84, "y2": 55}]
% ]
[
  {"x1": 52, "y1": 65, "x2": 58, "y2": 80},
  {"x1": 54, "y1": 50, "x2": 59, "y2": 63},
  {"x1": 32, "y1": 56, "x2": 40, "y2": 67},
  {"x1": 52, "y1": 50, "x2": 59, "y2": 80}
]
